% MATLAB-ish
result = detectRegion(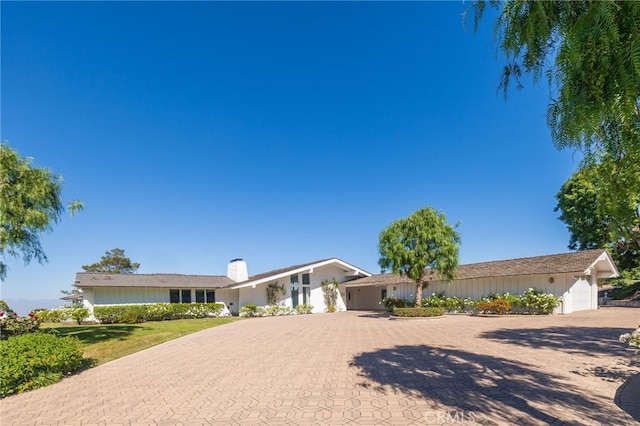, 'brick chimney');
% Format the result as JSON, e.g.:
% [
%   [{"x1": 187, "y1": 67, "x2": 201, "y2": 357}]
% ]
[{"x1": 227, "y1": 258, "x2": 248, "y2": 282}]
